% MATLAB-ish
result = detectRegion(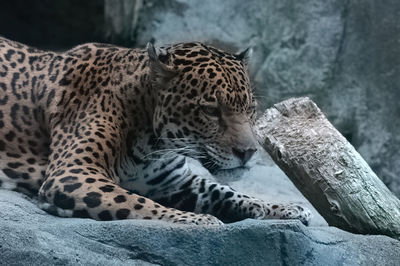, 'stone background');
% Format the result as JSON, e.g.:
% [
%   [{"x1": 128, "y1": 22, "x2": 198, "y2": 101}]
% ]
[{"x1": 1, "y1": 0, "x2": 398, "y2": 197}]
